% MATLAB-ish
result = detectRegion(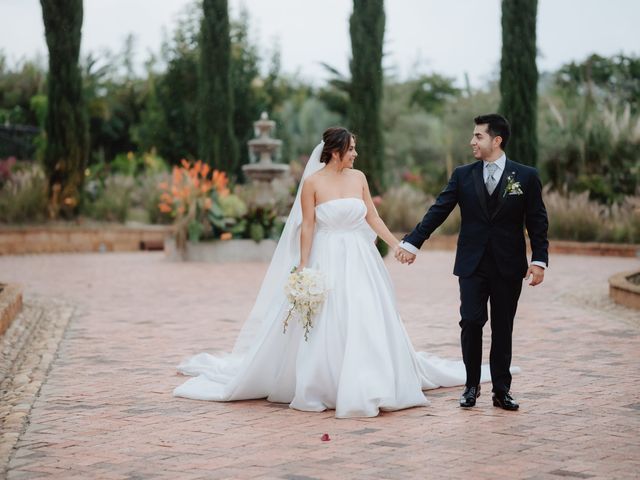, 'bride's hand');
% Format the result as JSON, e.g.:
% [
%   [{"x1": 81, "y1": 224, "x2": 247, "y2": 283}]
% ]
[
  {"x1": 392, "y1": 246, "x2": 403, "y2": 264},
  {"x1": 394, "y1": 245, "x2": 416, "y2": 265}
]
